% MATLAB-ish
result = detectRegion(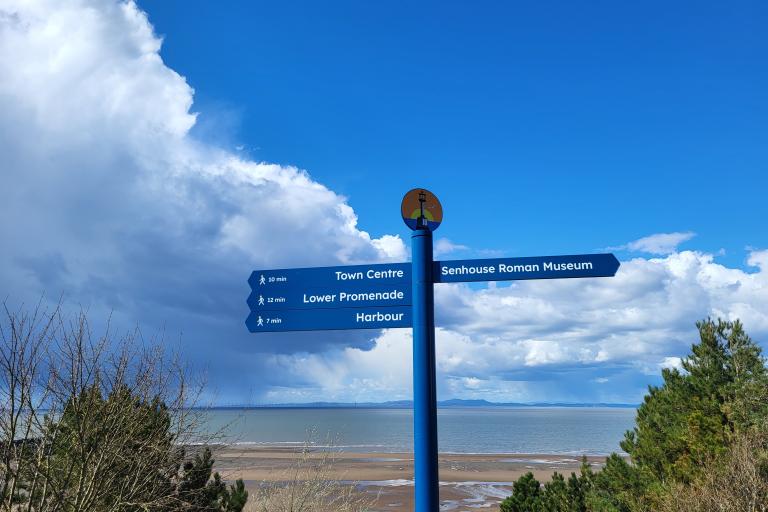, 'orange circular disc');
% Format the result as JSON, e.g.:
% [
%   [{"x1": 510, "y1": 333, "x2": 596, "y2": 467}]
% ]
[{"x1": 401, "y1": 188, "x2": 443, "y2": 231}]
